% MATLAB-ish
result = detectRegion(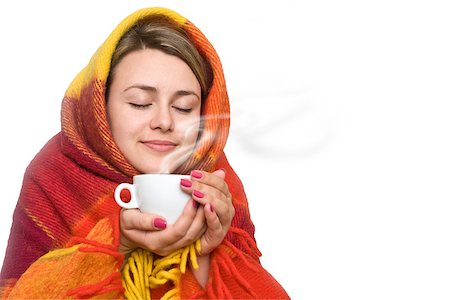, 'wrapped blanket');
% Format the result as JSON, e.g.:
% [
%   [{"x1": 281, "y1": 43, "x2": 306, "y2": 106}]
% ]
[{"x1": 0, "y1": 7, "x2": 289, "y2": 299}]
